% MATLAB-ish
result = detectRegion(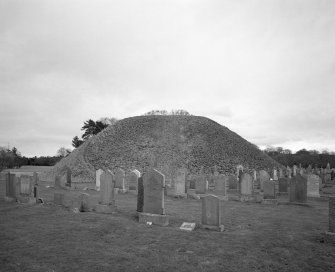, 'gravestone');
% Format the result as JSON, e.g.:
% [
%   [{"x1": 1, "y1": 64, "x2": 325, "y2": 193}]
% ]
[
  {"x1": 33, "y1": 172, "x2": 39, "y2": 185},
  {"x1": 287, "y1": 166, "x2": 292, "y2": 178},
  {"x1": 289, "y1": 174, "x2": 307, "y2": 203},
  {"x1": 259, "y1": 170, "x2": 270, "y2": 190},
  {"x1": 115, "y1": 168, "x2": 126, "y2": 191},
  {"x1": 279, "y1": 169, "x2": 284, "y2": 178},
  {"x1": 54, "y1": 175, "x2": 62, "y2": 188},
  {"x1": 65, "y1": 168, "x2": 72, "y2": 187},
  {"x1": 137, "y1": 176, "x2": 144, "y2": 212},
  {"x1": 213, "y1": 175, "x2": 228, "y2": 200},
  {"x1": 195, "y1": 175, "x2": 207, "y2": 194},
  {"x1": 239, "y1": 173, "x2": 253, "y2": 195},
  {"x1": 95, "y1": 169, "x2": 104, "y2": 191},
  {"x1": 128, "y1": 169, "x2": 141, "y2": 191},
  {"x1": 139, "y1": 168, "x2": 169, "y2": 226},
  {"x1": 17, "y1": 175, "x2": 36, "y2": 204},
  {"x1": 201, "y1": 194, "x2": 224, "y2": 231},
  {"x1": 189, "y1": 179, "x2": 196, "y2": 189},
  {"x1": 227, "y1": 175, "x2": 238, "y2": 190},
  {"x1": 236, "y1": 165, "x2": 243, "y2": 181},
  {"x1": 278, "y1": 178, "x2": 288, "y2": 193},
  {"x1": 273, "y1": 169, "x2": 278, "y2": 181},
  {"x1": 4, "y1": 173, "x2": 17, "y2": 202},
  {"x1": 174, "y1": 168, "x2": 186, "y2": 196},
  {"x1": 95, "y1": 169, "x2": 117, "y2": 213},
  {"x1": 263, "y1": 180, "x2": 276, "y2": 199},
  {"x1": 305, "y1": 174, "x2": 320, "y2": 197},
  {"x1": 325, "y1": 197, "x2": 335, "y2": 243},
  {"x1": 293, "y1": 165, "x2": 298, "y2": 176}
]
